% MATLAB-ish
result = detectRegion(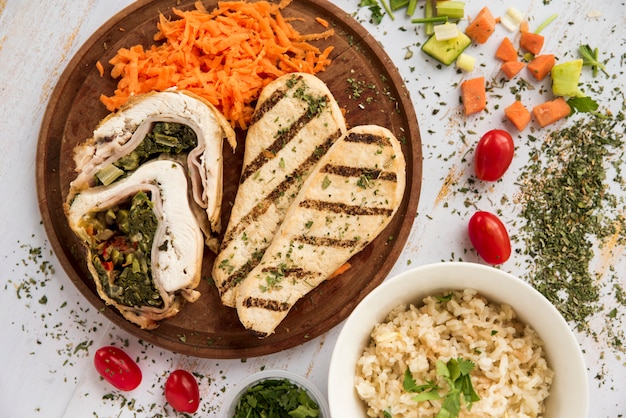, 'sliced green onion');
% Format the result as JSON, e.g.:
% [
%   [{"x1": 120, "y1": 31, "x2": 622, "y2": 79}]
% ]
[
  {"x1": 500, "y1": 7, "x2": 524, "y2": 32},
  {"x1": 412, "y1": 16, "x2": 448, "y2": 25},
  {"x1": 96, "y1": 164, "x2": 125, "y2": 186},
  {"x1": 406, "y1": 0, "x2": 418, "y2": 16},
  {"x1": 424, "y1": 0, "x2": 435, "y2": 36},
  {"x1": 390, "y1": 0, "x2": 409, "y2": 11},
  {"x1": 456, "y1": 53, "x2": 476, "y2": 72},
  {"x1": 534, "y1": 13, "x2": 558, "y2": 34},
  {"x1": 436, "y1": 1, "x2": 465, "y2": 19},
  {"x1": 434, "y1": 22, "x2": 460, "y2": 41},
  {"x1": 380, "y1": 0, "x2": 395, "y2": 20}
]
